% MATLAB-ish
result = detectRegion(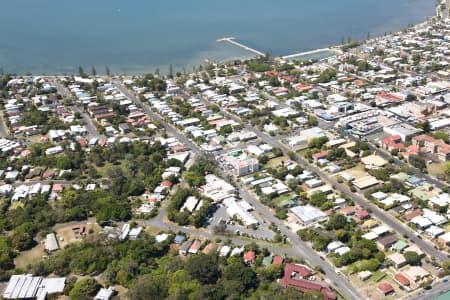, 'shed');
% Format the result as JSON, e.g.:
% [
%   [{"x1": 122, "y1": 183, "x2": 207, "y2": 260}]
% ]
[
  {"x1": 358, "y1": 271, "x2": 372, "y2": 281},
  {"x1": 45, "y1": 233, "x2": 59, "y2": 252},
  {"x1": 95, "y1": 287, "x2": 115, "y2": 300}
]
